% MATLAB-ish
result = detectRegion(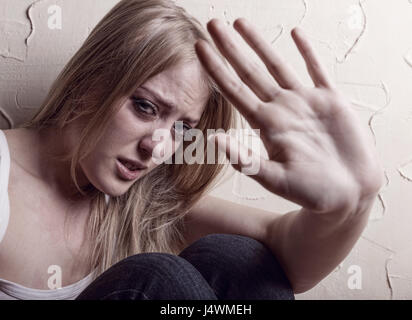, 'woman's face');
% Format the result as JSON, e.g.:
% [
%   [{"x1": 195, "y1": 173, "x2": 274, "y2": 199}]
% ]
[{"x1": 80, "y1": 61, "x2": 210, "y2": 197}]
